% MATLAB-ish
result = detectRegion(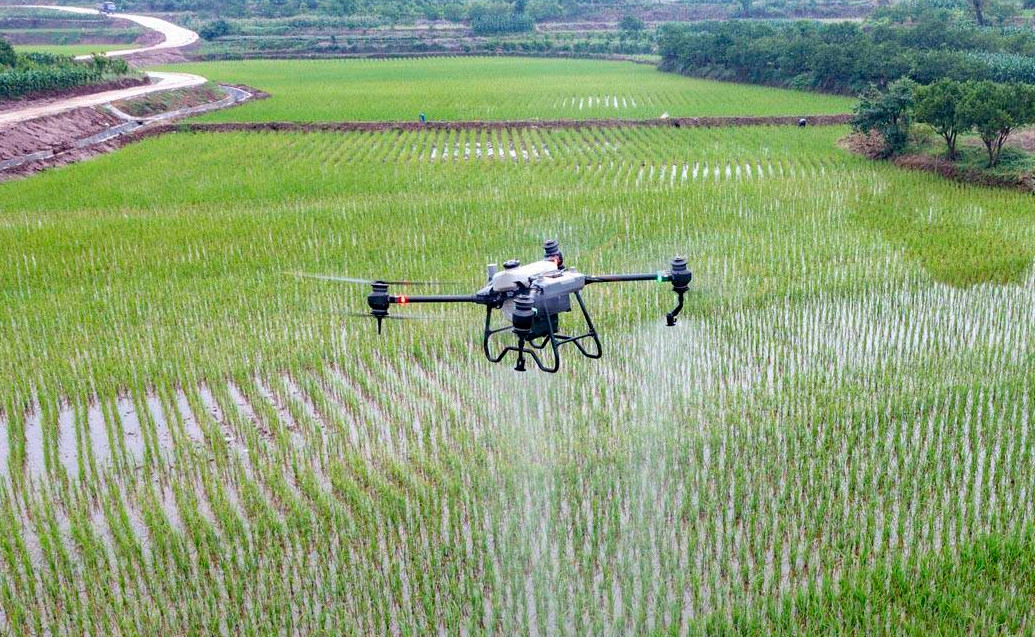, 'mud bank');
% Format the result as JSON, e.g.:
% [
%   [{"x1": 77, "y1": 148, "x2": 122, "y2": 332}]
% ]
[{"x1": 136, "y1": 113, "x2": 851, "y2": 138}]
